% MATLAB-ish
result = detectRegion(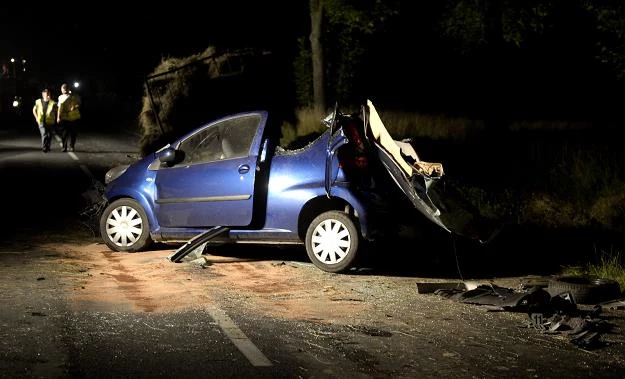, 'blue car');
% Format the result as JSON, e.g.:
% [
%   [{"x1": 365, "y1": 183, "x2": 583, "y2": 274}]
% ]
[{"x1": 99, "y1": 100, "x2": 477, "y2": 273}]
